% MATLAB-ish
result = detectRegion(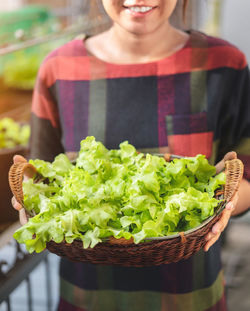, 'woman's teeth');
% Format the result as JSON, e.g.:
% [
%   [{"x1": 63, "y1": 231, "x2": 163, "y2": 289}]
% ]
[{"x1": 128, "y1": 6, "x2": 153, "y2": 13}]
